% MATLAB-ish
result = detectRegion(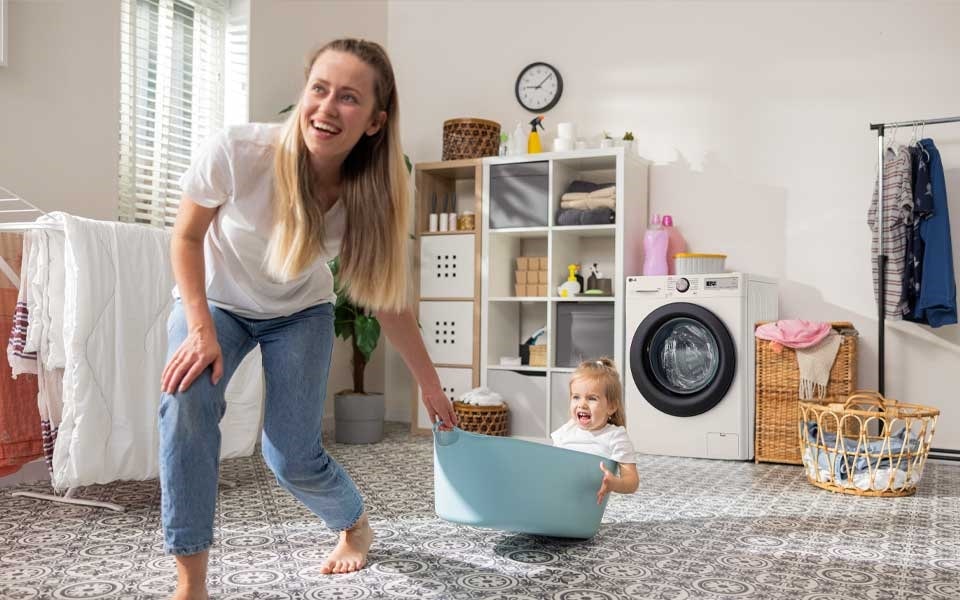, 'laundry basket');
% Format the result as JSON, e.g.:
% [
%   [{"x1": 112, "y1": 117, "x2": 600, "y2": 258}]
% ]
[
  {"x1": 453, "y1": 401, "x2": 508, "y2": 436},
  {"x1": 798, "y1": 391, "x2": 939, "y2": 497},
  {"x1": 755, "y1": 322, "x2": 858, "y2": 464}
]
